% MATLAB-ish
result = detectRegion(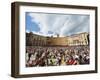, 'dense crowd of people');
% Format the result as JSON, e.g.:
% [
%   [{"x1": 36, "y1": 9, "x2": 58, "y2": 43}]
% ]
[{"x1": 26, "y1": 46, "x2": 90, "y2": 67}]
